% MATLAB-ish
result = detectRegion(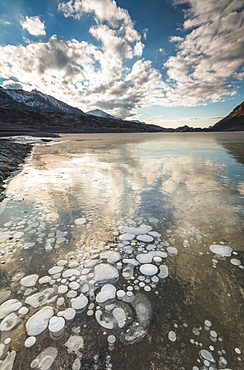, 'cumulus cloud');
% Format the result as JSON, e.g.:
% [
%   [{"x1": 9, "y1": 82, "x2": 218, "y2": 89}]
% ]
[
  {"x1": 164, "y1": 0, "x2": 244, "y2": 105},
  {"x1": 20, "y1": 16, "x2": 46, "y2": 36},
  {"x1": 0, "y1": 0, "x2": 243, "y2": 119}
]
